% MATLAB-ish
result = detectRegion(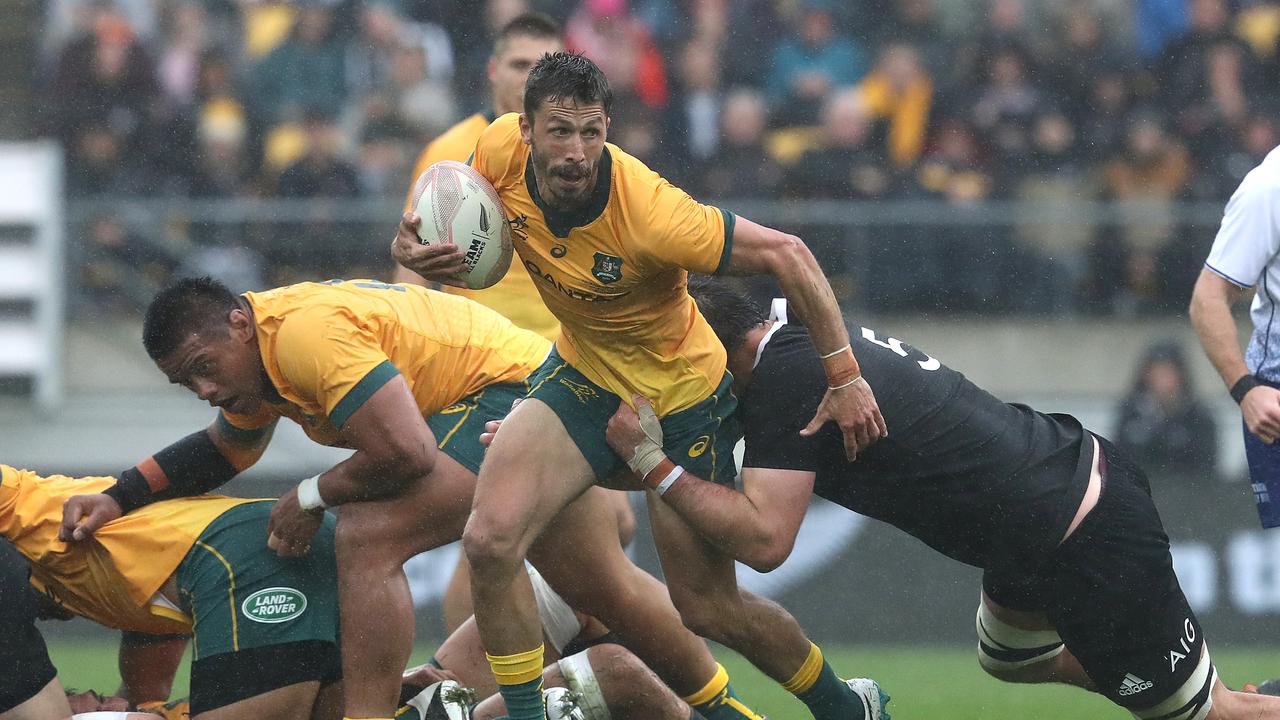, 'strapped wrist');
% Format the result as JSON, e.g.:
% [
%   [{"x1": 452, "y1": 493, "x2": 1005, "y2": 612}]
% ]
[
  {"x1": 296, "y1": 474, "x2": 328, "y2": 513},
  {"x1": 1231, "y1": 374, "x2": 1261, "y2": 405},
  {"x1": 821, "y1": 347, "x2": 860, "y2": 384}
]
